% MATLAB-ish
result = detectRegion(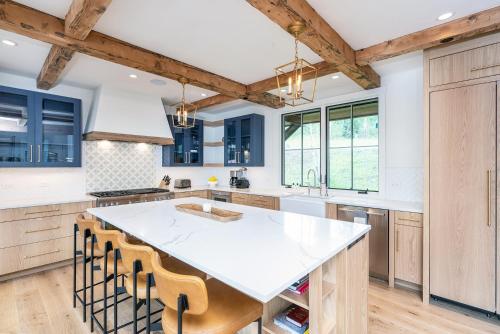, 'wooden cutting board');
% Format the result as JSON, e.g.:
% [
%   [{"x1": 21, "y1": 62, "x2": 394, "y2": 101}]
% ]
[{"x1": 175, "y1": 204, "x2": 242, "y2": 222}]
